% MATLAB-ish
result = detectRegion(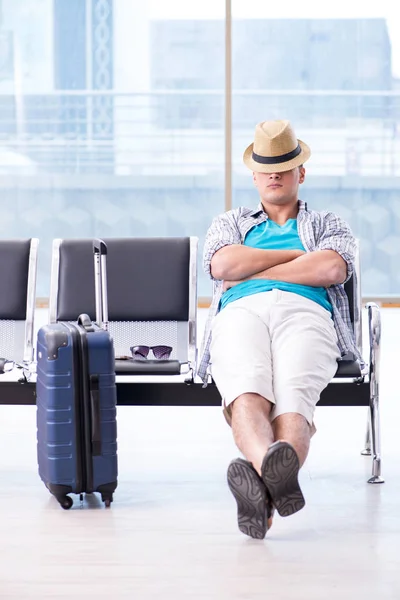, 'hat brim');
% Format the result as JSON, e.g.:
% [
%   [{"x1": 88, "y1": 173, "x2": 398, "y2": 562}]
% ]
[{"x1": 243, "y1": 139, "x2": 311, "y2": 173}]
